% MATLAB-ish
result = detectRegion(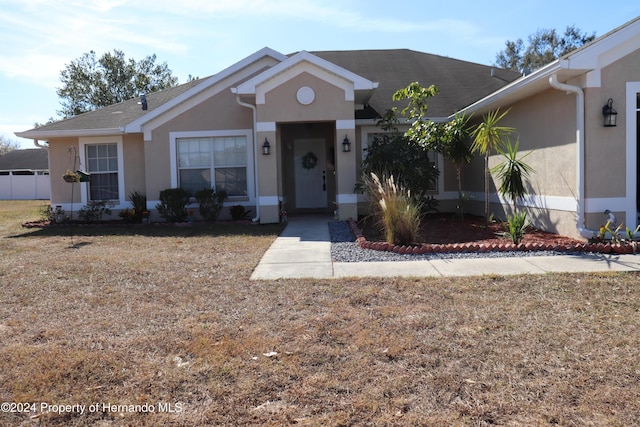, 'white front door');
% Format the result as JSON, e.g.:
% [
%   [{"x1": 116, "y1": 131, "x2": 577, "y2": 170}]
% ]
[{"x1": 294, "y1": 138, "x2": 327, "y2": 209}]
